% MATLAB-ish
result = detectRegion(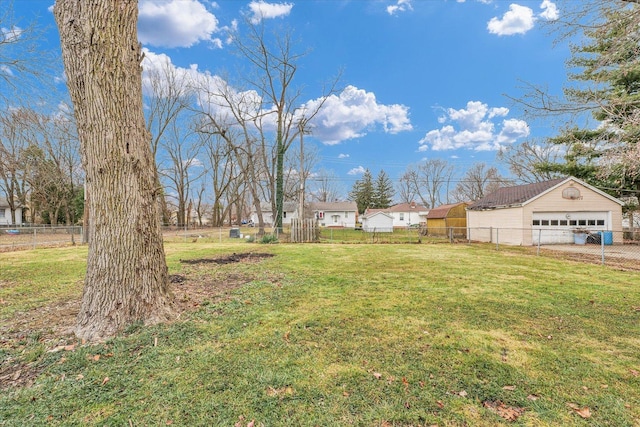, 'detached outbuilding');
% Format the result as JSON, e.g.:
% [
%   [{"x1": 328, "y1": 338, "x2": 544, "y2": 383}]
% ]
[
  {"x1": 426, "y1": 202, "x2": 469, "y2": 237},
  {"x1": 361, "y1": 211, "x2": 394, "y2": 233},
  {"x1": 466, "y1": 176, "x2": 624, "y2": 245}
]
